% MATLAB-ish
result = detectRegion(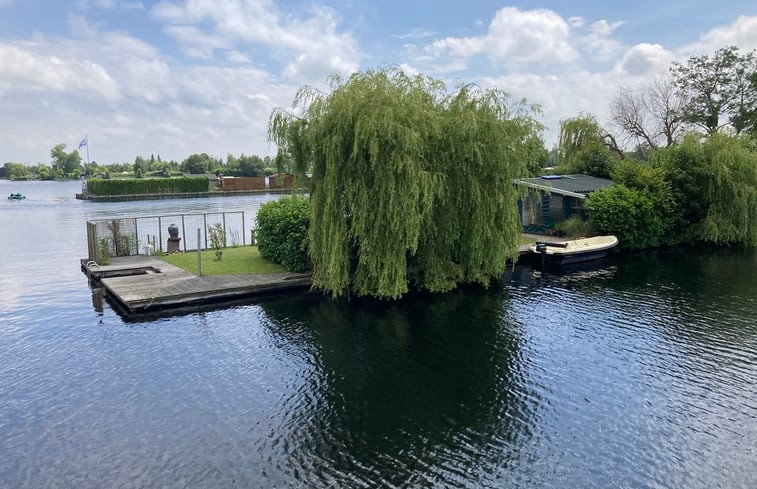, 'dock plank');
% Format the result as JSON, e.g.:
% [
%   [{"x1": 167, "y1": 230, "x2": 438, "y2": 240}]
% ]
[{"x1": 85, "y1": 255, "x2": 312, "y2": 313}]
